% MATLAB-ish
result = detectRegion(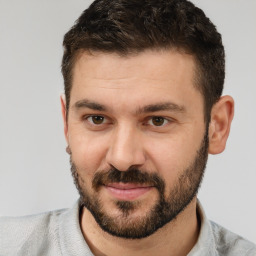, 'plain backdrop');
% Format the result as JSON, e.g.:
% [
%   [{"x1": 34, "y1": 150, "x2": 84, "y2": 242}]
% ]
[{"x1": 0, "y1": 0, "x2": 255, "y2": 244}]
